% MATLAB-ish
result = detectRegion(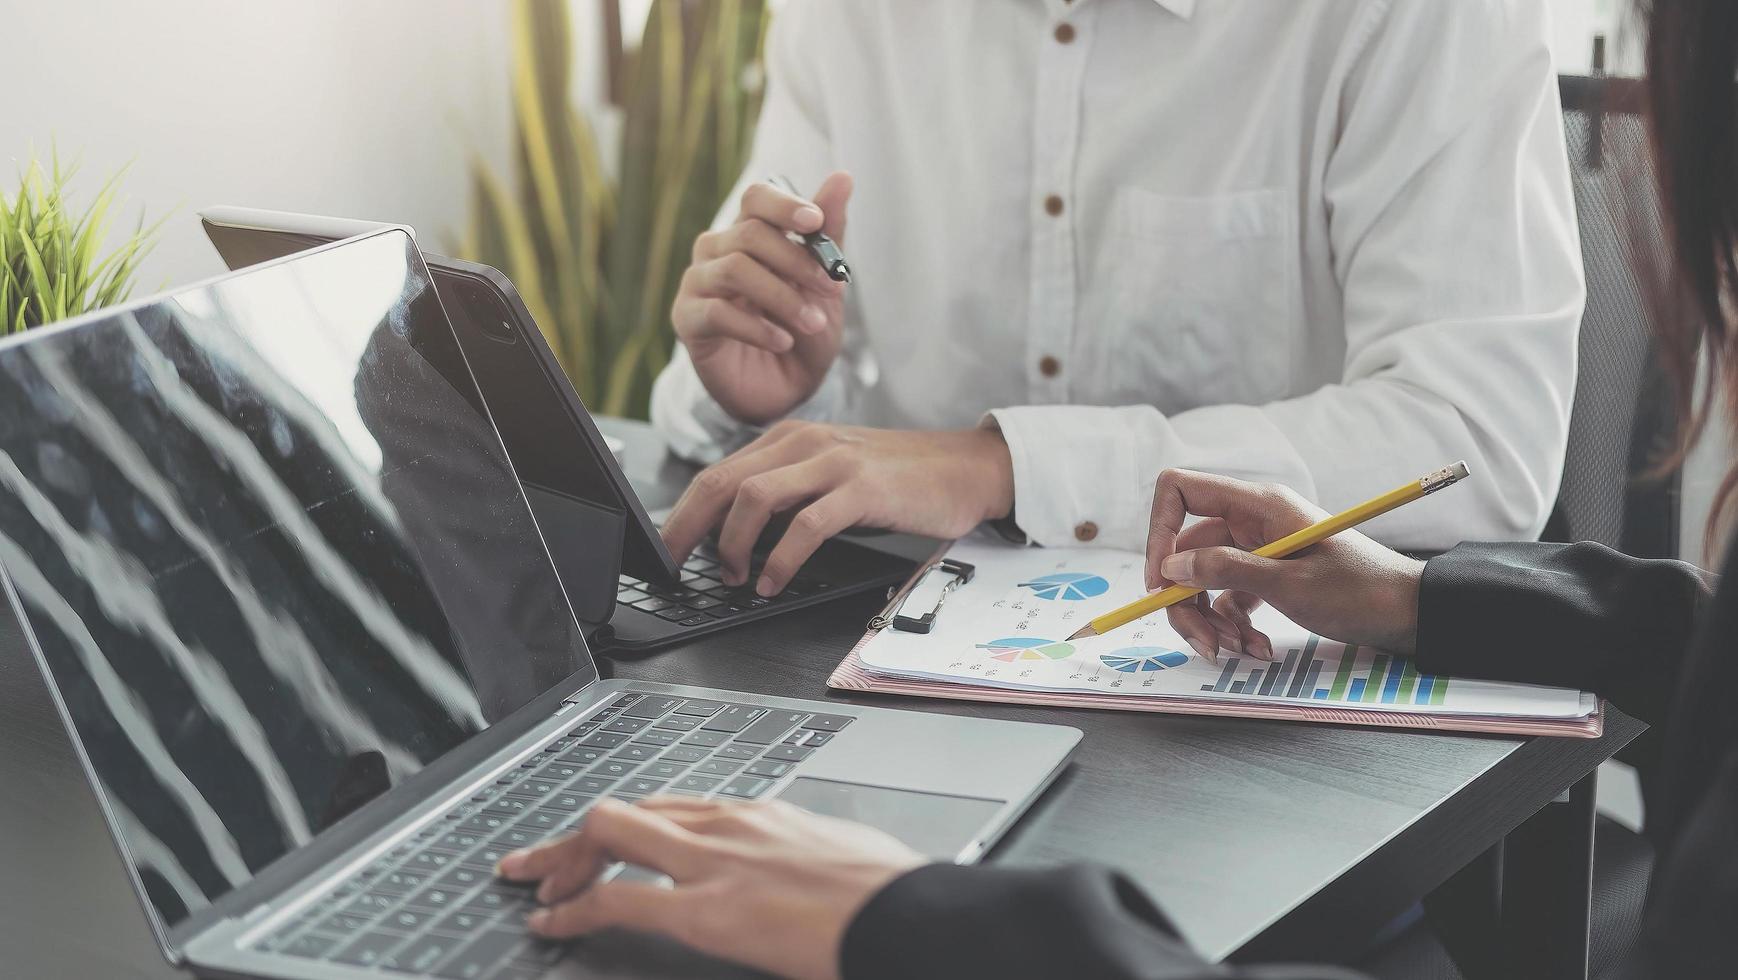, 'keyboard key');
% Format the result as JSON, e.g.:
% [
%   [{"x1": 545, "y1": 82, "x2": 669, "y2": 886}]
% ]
[
  {"x1": 277, "y1": 931, "x2": 340, "y2": 959},
  {"x1": 622, "y1": 695, "x2": 684, "y2": 719},
  {"x1": 763, "y1": 744, "x2": 816, "y2": 762},
  {"x1": 695, "y1": 759, "x2": 742, "y2": 777},
  {"x1": 509, "y1": 778, "x2": 561, "y2": 798},
  {"x1": 802, "y1": 731, "x2": 835, "y2": 747},
  {"x1": 686, "y1": 595, "x2": 724, "y2": 610},
  {"x1": 592, "y1": 759, "x2": 637, "y2": 779},
  {"x1": 384, "y1": 907, "x2": 435, "y2": 932},
  {"x1": 651, "y1": 714, "x2": 703, "y2": 732},
  {"x1": 429, "y1": 908, "x2": 494, "y2": 937},
  {"x1": 662, "y1": 745, "x2": 709, "y2": 764},
  {"x1": 745, "y1": 760, "x2": 793, "y2": 778},
  {"x1": 735, "y1": 710, "x2": 809, "y2": 745},
  {"x1": 613, "y1": 743, "x2": 659, "y2": 762},
  {"x1": 541, "y1": 737, "x2": 576, "y2": 753},
  {"x1": 632, "y1": 729, "x2": 680, "y2": 746},
  {"x1": 373, "y1": 870, "x2": 428, "y2": 895},
  {"x1": 405, "y1": 850, "x2": 458, "y2": 874},
  {"x1": 495, "y1": 827, "x2": 540, "y2": 850},
  {"x1": 718, "y1": 775, "x2": 773, "y2": 799},
  {"x1": 458, "y1": 887, "x2": 531, "y2": 917},
  {"x1": 617, "y1": 588, "x2": 649, "y2": 604},
  {"x1": 576, "y1": 731, "x2": 629, "y2": 749},
  {"x1": 558, "y1": 747, "x2": 608, "y2": 766},
  {"x1": 715, "y1": 744, "x2": 760, "y2": 761},
  {"x1": 642, "y1": 761, "x2": 686, "y2": 779},
  {"x1": 432, "y1": 929, "x2": 523, "y2": 979},
  {"x1": 435, "y1": 866, "x2": 488, "y2": 891},
  {"x1": 573, "y1": 775, "x2": 615, "y2": 795},
  {"x1": 705, "y1": 607, "x2": 736, "y2": 619},
  {"x1": 681, "y1": 730, "x2": 730, "y2": 748},
  {"x1": 349, "y1": 891, "x2": 400, "y2": 915},
  {"x1": 656, "y1": 607, "x2": 694, "y2": 622},
  {"x1": 460, "y1": 842, "x2": 511, "y2": 871},
  {"x1": 331, "y1": 930, "x2": 405, "y2": 968},
  {"x1": 678, "y1": 615, "x2": 710, "y2": 627},
  {"x1": 604, "y1": 716, "x2": 652, "y2": 734},
  {"x1": 540, "y1": 792, "x2": 590, "y2": 813},
  {"x1": 631, "y1": 596, "x2": 674, "y2": 612},
  {"x1": 481, "y1": 797, "x2": 534, "y2": 820},
  {"x1": 540, "y1": 763, "x2": 583, "y2": 781},
  {"x1": 316, "y1": 912, "x2": 373, "y2": 935},
  {"x1": 801, "y1": 713, "x2": 856, "y2": 732},
  {"x1": 381, "y1": 932, "x2": 461, "y2": 973},
  {"x1": 622, "y1": 777, "x2": 667, "y2": 796},
  {"x1": 673, "y1": 774, "x2": 722, "y2": 793},
  {"x1": 516, "y1": 809, "x2": 569, "y2": 834},
  {"x1": 404, "y1": 885, "x2": 464, "y2": 912},
  {"x1": 702, "y1": 705, "x2": 767, "y2": 733},
  {"x1": 437, "y1": 832, "x2": 484, "y2": 853}
]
